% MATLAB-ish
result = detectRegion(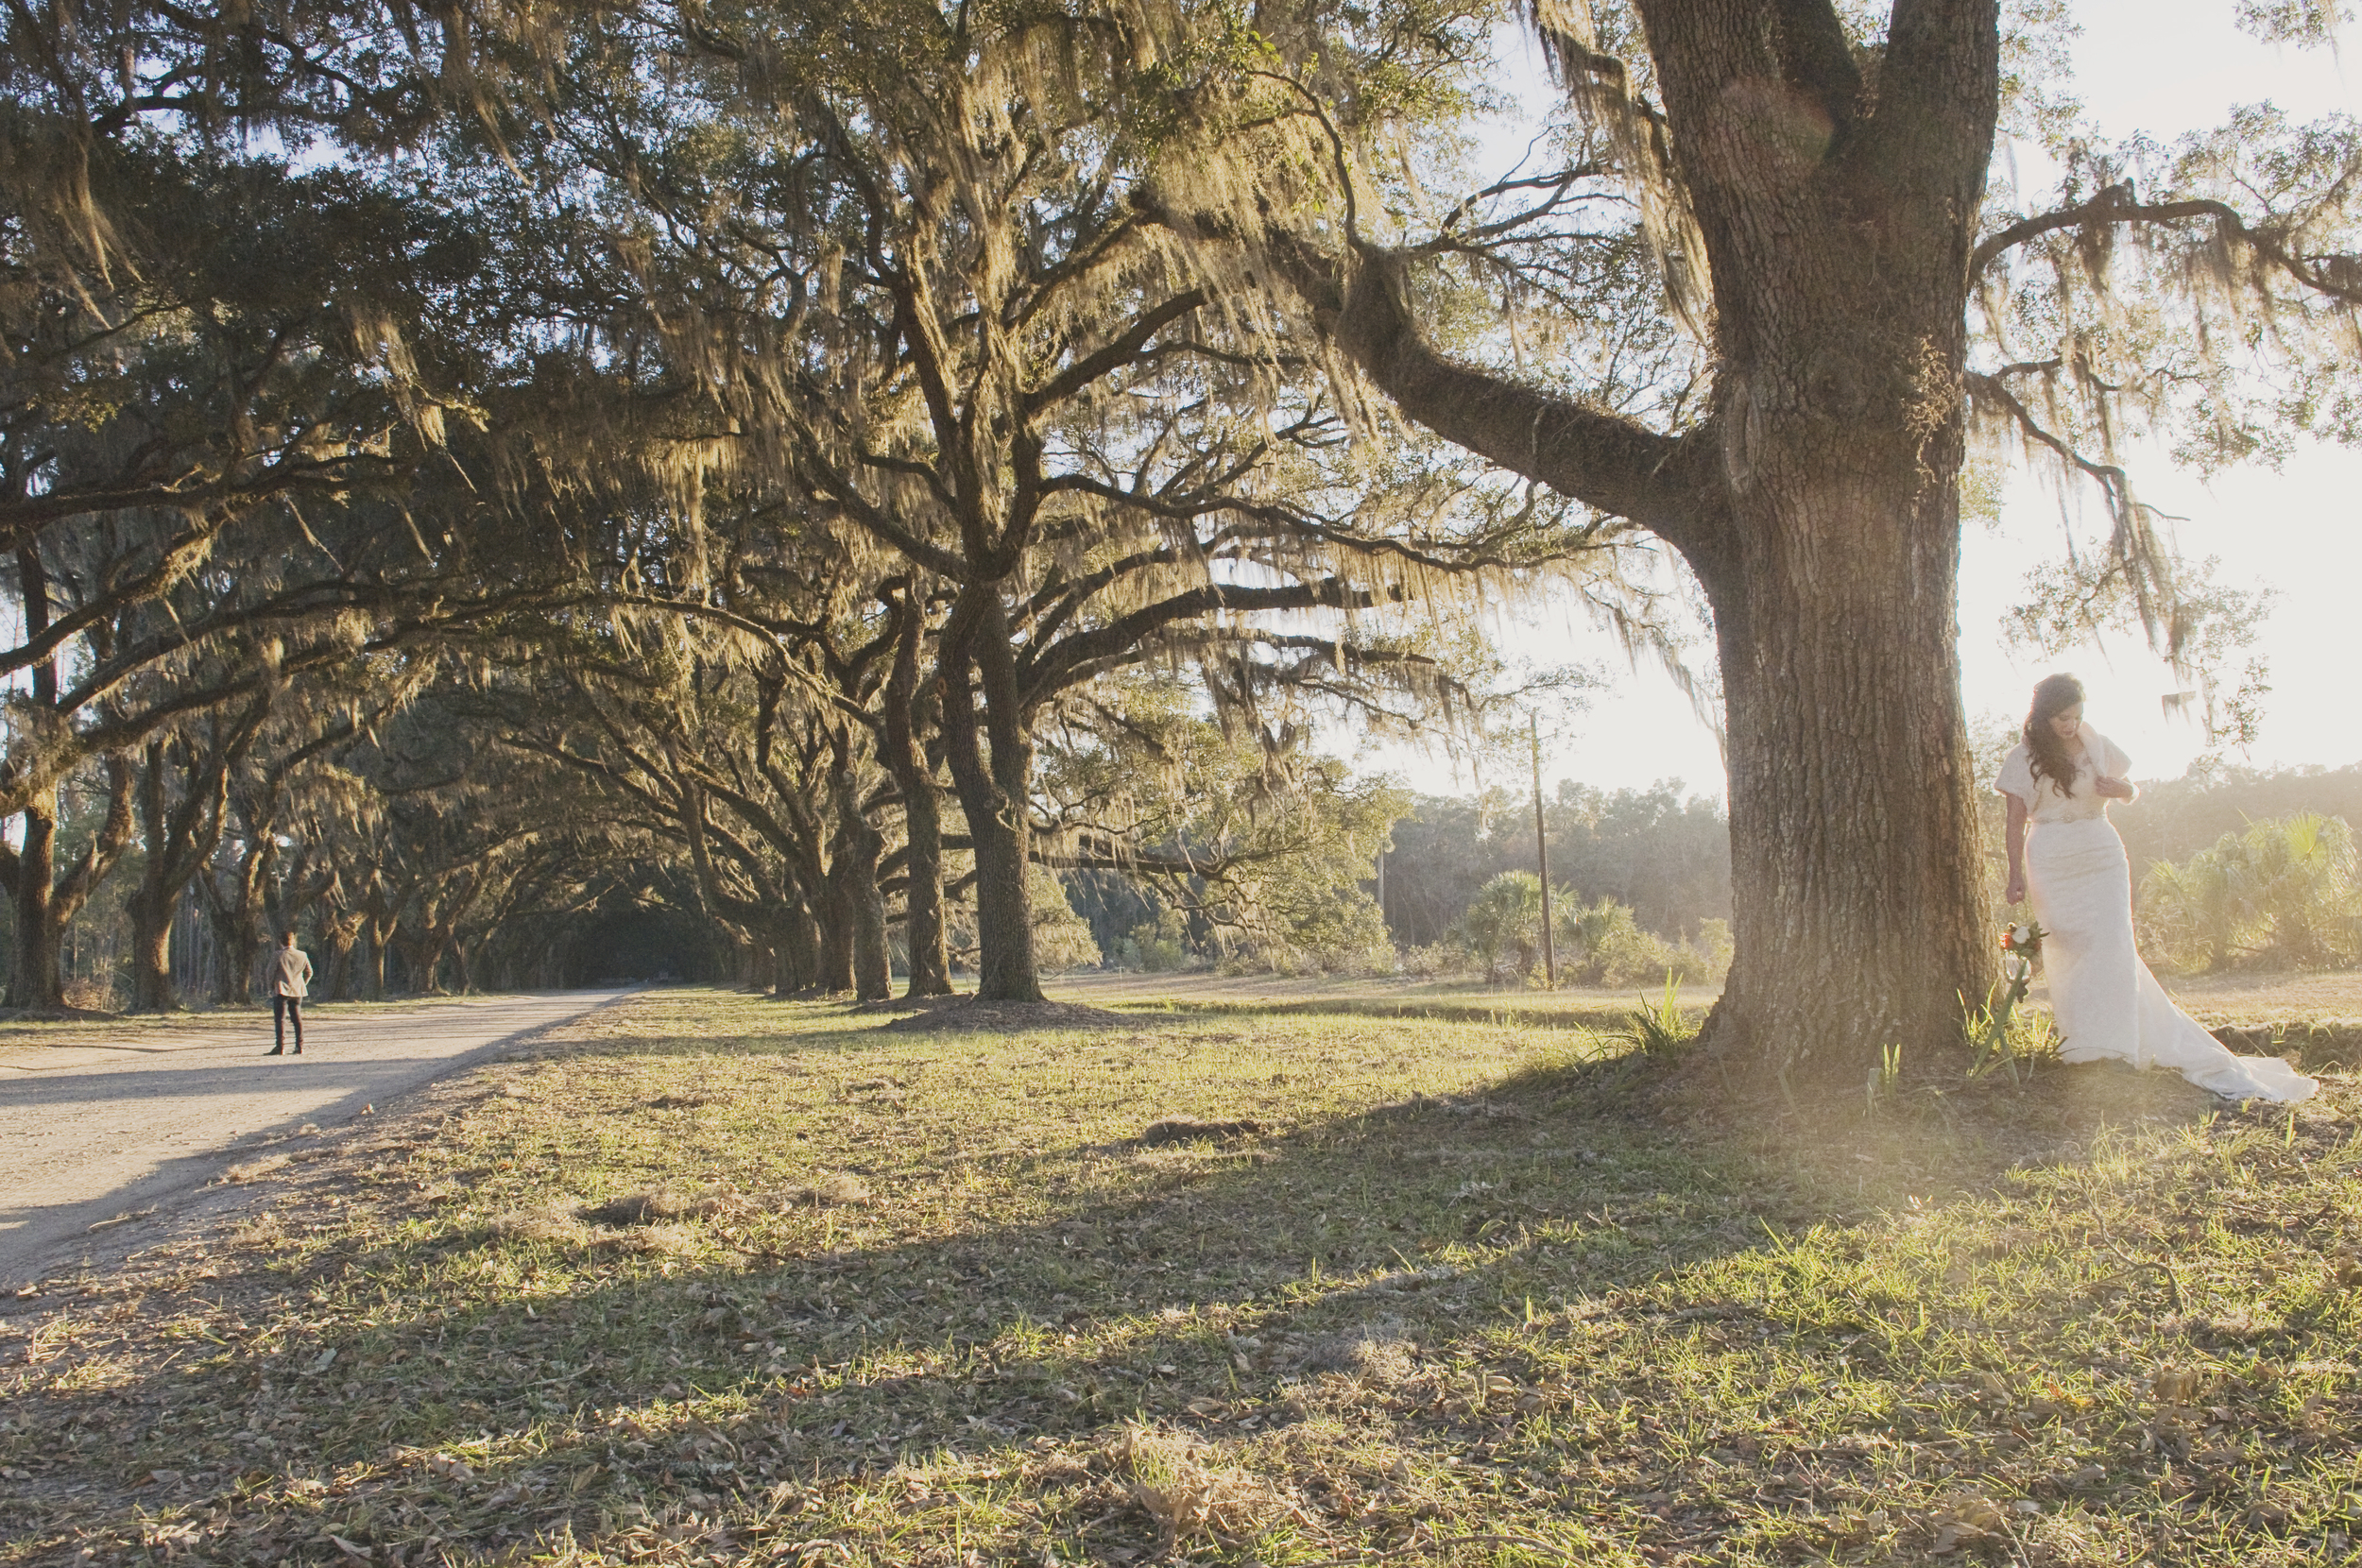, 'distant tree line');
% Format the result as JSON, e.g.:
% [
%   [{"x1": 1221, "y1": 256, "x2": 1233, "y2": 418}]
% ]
[
  {"x1": 1369, "y1": 761, "x2": 2362, "y2": 984},
  {"x1": 1378, "y1": 781, "x2": 1732, "y2": 951},
  {"x1": 2115, "y1": 765, "x2": 2362, "y2": 887}
]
